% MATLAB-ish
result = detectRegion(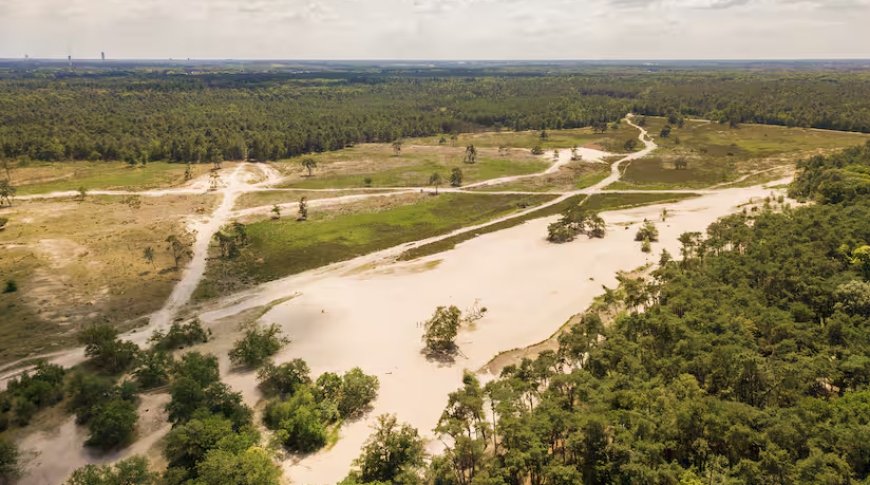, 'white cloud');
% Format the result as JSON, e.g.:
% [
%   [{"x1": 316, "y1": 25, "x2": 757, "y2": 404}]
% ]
[{"x1": 0, "y1": 0, "x2": 867, "y2": 58}]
